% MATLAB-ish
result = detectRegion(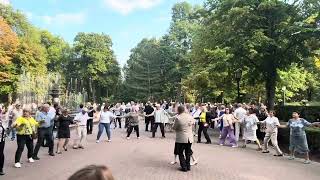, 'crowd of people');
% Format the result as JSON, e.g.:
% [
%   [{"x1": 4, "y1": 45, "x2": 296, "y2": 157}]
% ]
[{"x1": 0, "y1": 100, "x2": 320, "y2": 176}]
